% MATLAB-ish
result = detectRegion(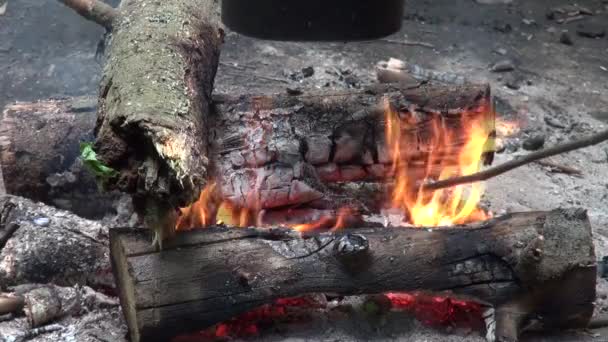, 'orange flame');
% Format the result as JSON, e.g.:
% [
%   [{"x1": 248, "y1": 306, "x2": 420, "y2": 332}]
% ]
[
  {"x1": 384, "y1": 98, "x2": 491, "y2": 226},
  {"x1": 291, "y1": 207, "x2": 353, "y2": 232},
  {"x1": 175, "y1": 182, "x2": 218, "y2": 231},
  {"x1": 176, "y1": 99, "x2": 494, "y2": 232}
]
